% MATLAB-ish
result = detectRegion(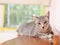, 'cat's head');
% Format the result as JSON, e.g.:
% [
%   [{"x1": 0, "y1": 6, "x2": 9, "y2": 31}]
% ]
[{"x1": 33, "y1": 15, "x2": 50, "y2": 33}]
